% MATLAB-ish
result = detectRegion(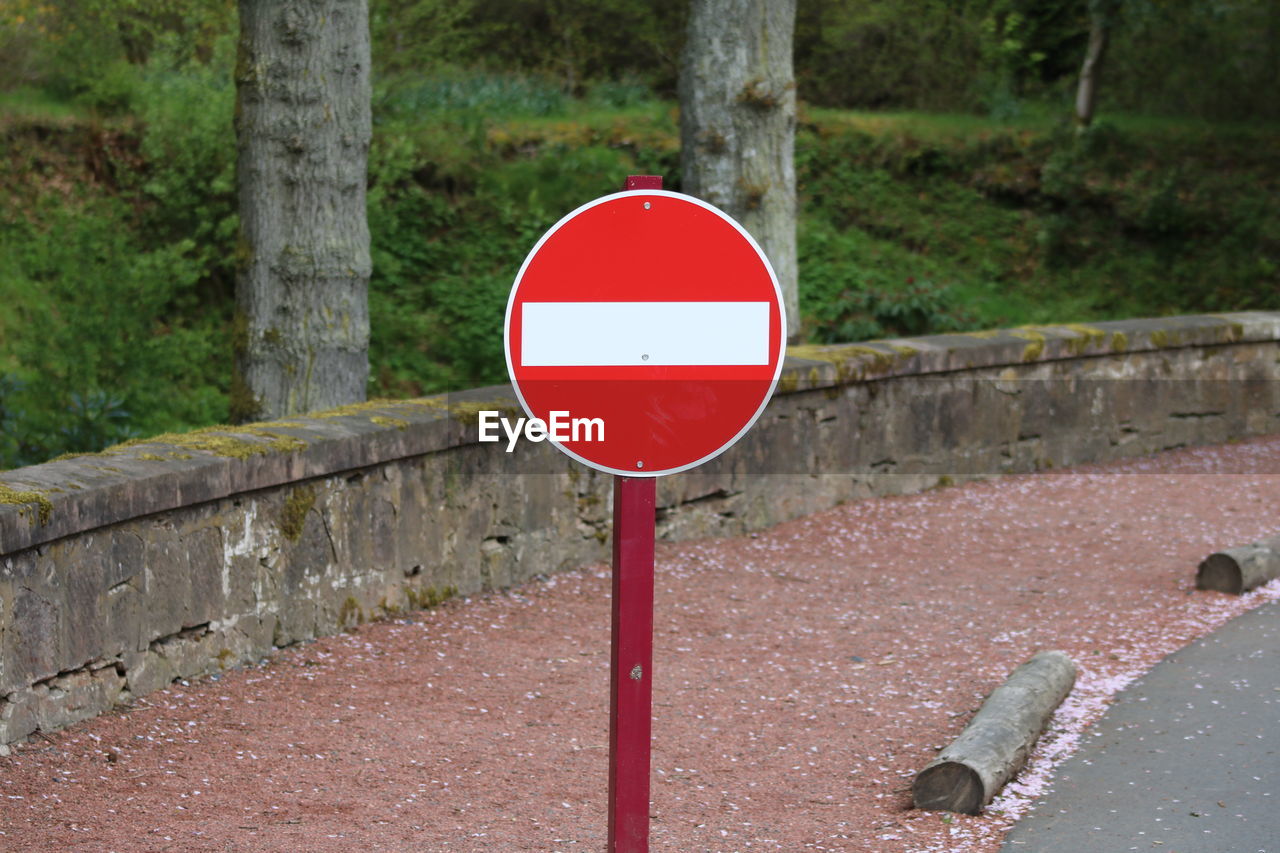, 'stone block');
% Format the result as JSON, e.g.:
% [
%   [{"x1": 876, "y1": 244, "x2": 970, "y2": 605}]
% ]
[
  {"x1": 218, "y1": 613, "x2": 276, "y2": 662},
  {"x1": 8, "y1": 576, "x2": 60, "y2": 689},
  {"x1": 122, "y1": 648, "x2": 177, "y2": 697},
  {"x1": 141, "y1": 523, "x2": 190, "y2": 641},
  {"x1": 59, "y1": 534, "x2": 110, "y2": 673},
  {"x1": 31, "y1": 666, "x2": 125, "y2": 732},
  {"x1": 0, "y1": 688, "x2": 38, "y2": 743},
  {"x1": 184, "y1": 525, "x2": 226, "y2": 628},
  {"x1": 152, "y1": 628, "x2": 222, "y2": 681},
  {"x1": 108, "y1": 530, "x2": 145, "y2": 653}
]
